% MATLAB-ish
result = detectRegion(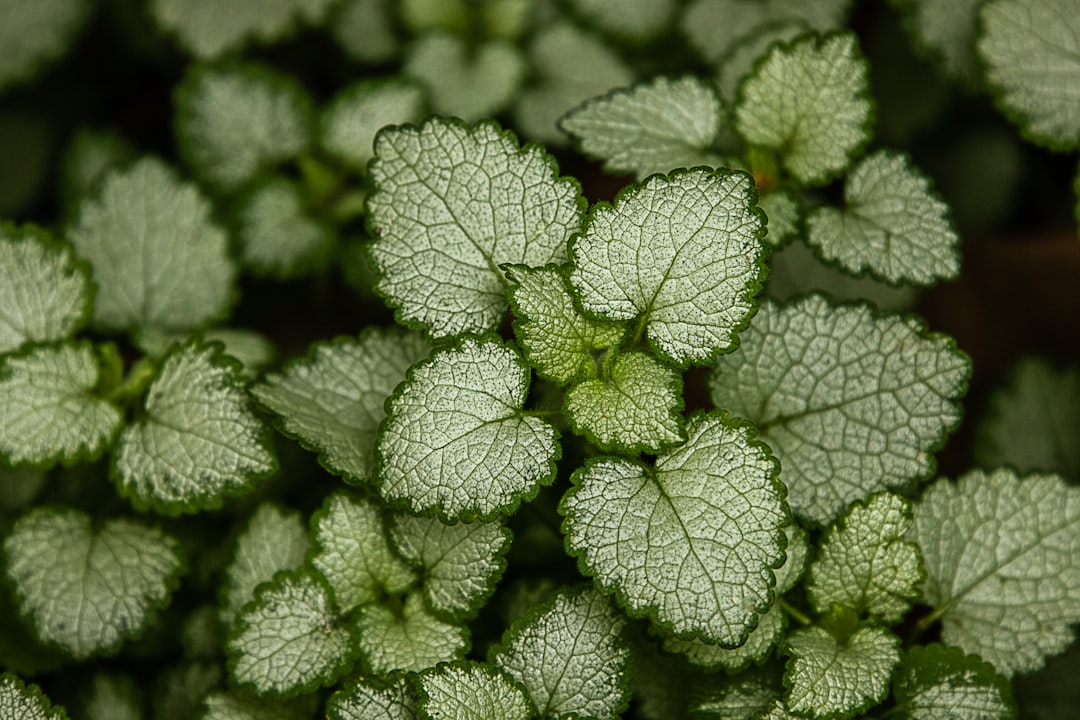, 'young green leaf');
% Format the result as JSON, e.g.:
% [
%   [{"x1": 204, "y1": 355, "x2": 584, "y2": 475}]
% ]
[
  {"x1": 113, "y1": 341, "x2": 276, "y2": 514},
  {"x1": 561, "y1": 411, "x2": 787, "y2": 646},
  {"x1": 67, "y1": 156, "x2": 235, "y2": 334},
  {"x1": 491, "y1": 586, "x2": 630, "y2": 720},
  {"x1": 569, "y1": 168, "x2": 767, "y2": 366},
  {"x1": 366, "y1": 117, "x2": 584, "y2": 338},
  {"x1": 911, "y1": 468, "x2": 1080, "y2": 676},
  {"x1": 377, "y1": 336, "x2": 559, "y2": 521},
  {"x1": 0, "y1": 0, "x2": 89, "y2": 94},
  {"x1": 806, "y1": 150, "x2": 959, "y2": 285},
  {"x1": 254, "y1": 327, "x2": 429, "y2": 485},
  {"x1": 0, "y1": 342, "x2": 122, "y2": 467},
  {"x1": 559, "y1": 75, "x2": 726, "y2": 180},
  {"x1": 564, "y1": 351, "x2": 685, "y2": 454},
  {"x1": 390, "y1": 514, "x2": 511, "y2": 621},
  {"x1": 321, "y1": 79, "x2": 426, "y2": 172},
  {"x1": 3, "y1": 506, "x2": 183, "y2": 660},
  {"x1": 417, "y1": 662, "x2": 530, "y2": 720},
  {"x1": 735, "y1": 33, "x2": 872, "y2": 186},
  {"x1": 978, "y1": 0, "x2": 1080, "y2": 149},
  {"x1": 0, "y1": 672, "x2": 68, "y2": 720},
  {"x1": 709, "y1": 294, "x2": 969, "y2": 524},
  {"x1": 808, "y1": 493, "x2": 922, "y2": 621},
  {"x1": 566, "y1": 0, "x2": 676, "y2": 43},
  {"x1": 783, "y1": 625, "x2": 900, "y2": 719},
  {"x1": 0, "y1": 223, "x2": 91, "y2": 354},
  {"x1": 404, "y1": 35, "x2": 526, "y2": 122},
  {"x1": 310, "y1": 492, "x2": 416, "y2": 613},
  {"x1": 234, "y1": 177, "x2": 333, "y2": 279},
  {"x1": 228, "y1": 569, "x2": 356, "y2": 697},
  {"x1": 354, "y1": 592, "x2": 468, "y2": 675},
  {"x1": 328, "y1": 673, "x2": 418, "y2": 720},
  {"x1": 892, "y1": 644, "x2": 1016, "y2": 720}
]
